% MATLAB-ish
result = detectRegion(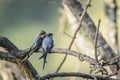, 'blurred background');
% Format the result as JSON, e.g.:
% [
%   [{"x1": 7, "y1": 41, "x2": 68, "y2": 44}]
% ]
[{"x1": 0, "y1": 0, "x2": 120, "y2": 80}]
